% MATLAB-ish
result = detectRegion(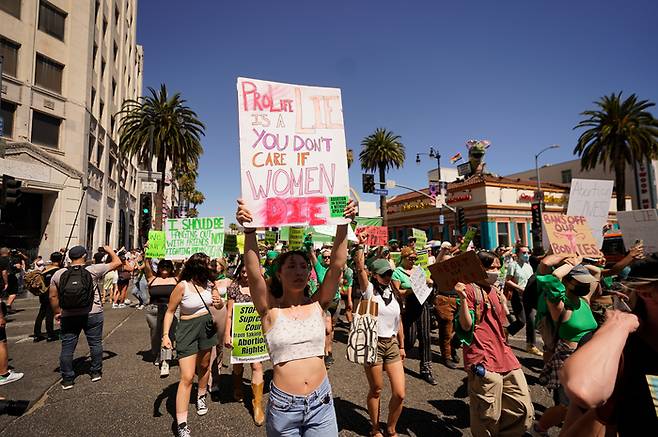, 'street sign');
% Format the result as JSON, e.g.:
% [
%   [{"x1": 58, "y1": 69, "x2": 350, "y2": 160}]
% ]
[
  {"x1": 141, "y1": 181, "x2": 157, "y2": 193},
  {"x1": 373, "y1": 188, "x2": 389, "y2": 196},
  {"x1": 457, "y1": 162, "x2": 471, "y2": 177}
]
